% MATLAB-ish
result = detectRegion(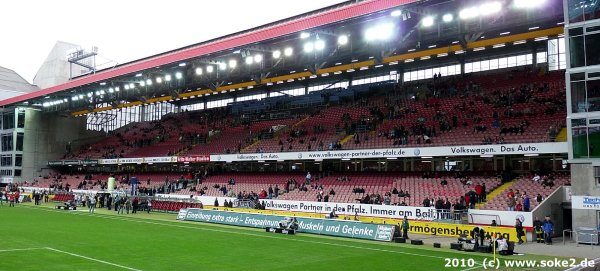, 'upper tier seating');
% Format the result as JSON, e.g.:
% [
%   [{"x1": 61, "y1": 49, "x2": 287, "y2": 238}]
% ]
[{"x1": 65, "y1": 69, "x2": 565, "y2": 158}]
